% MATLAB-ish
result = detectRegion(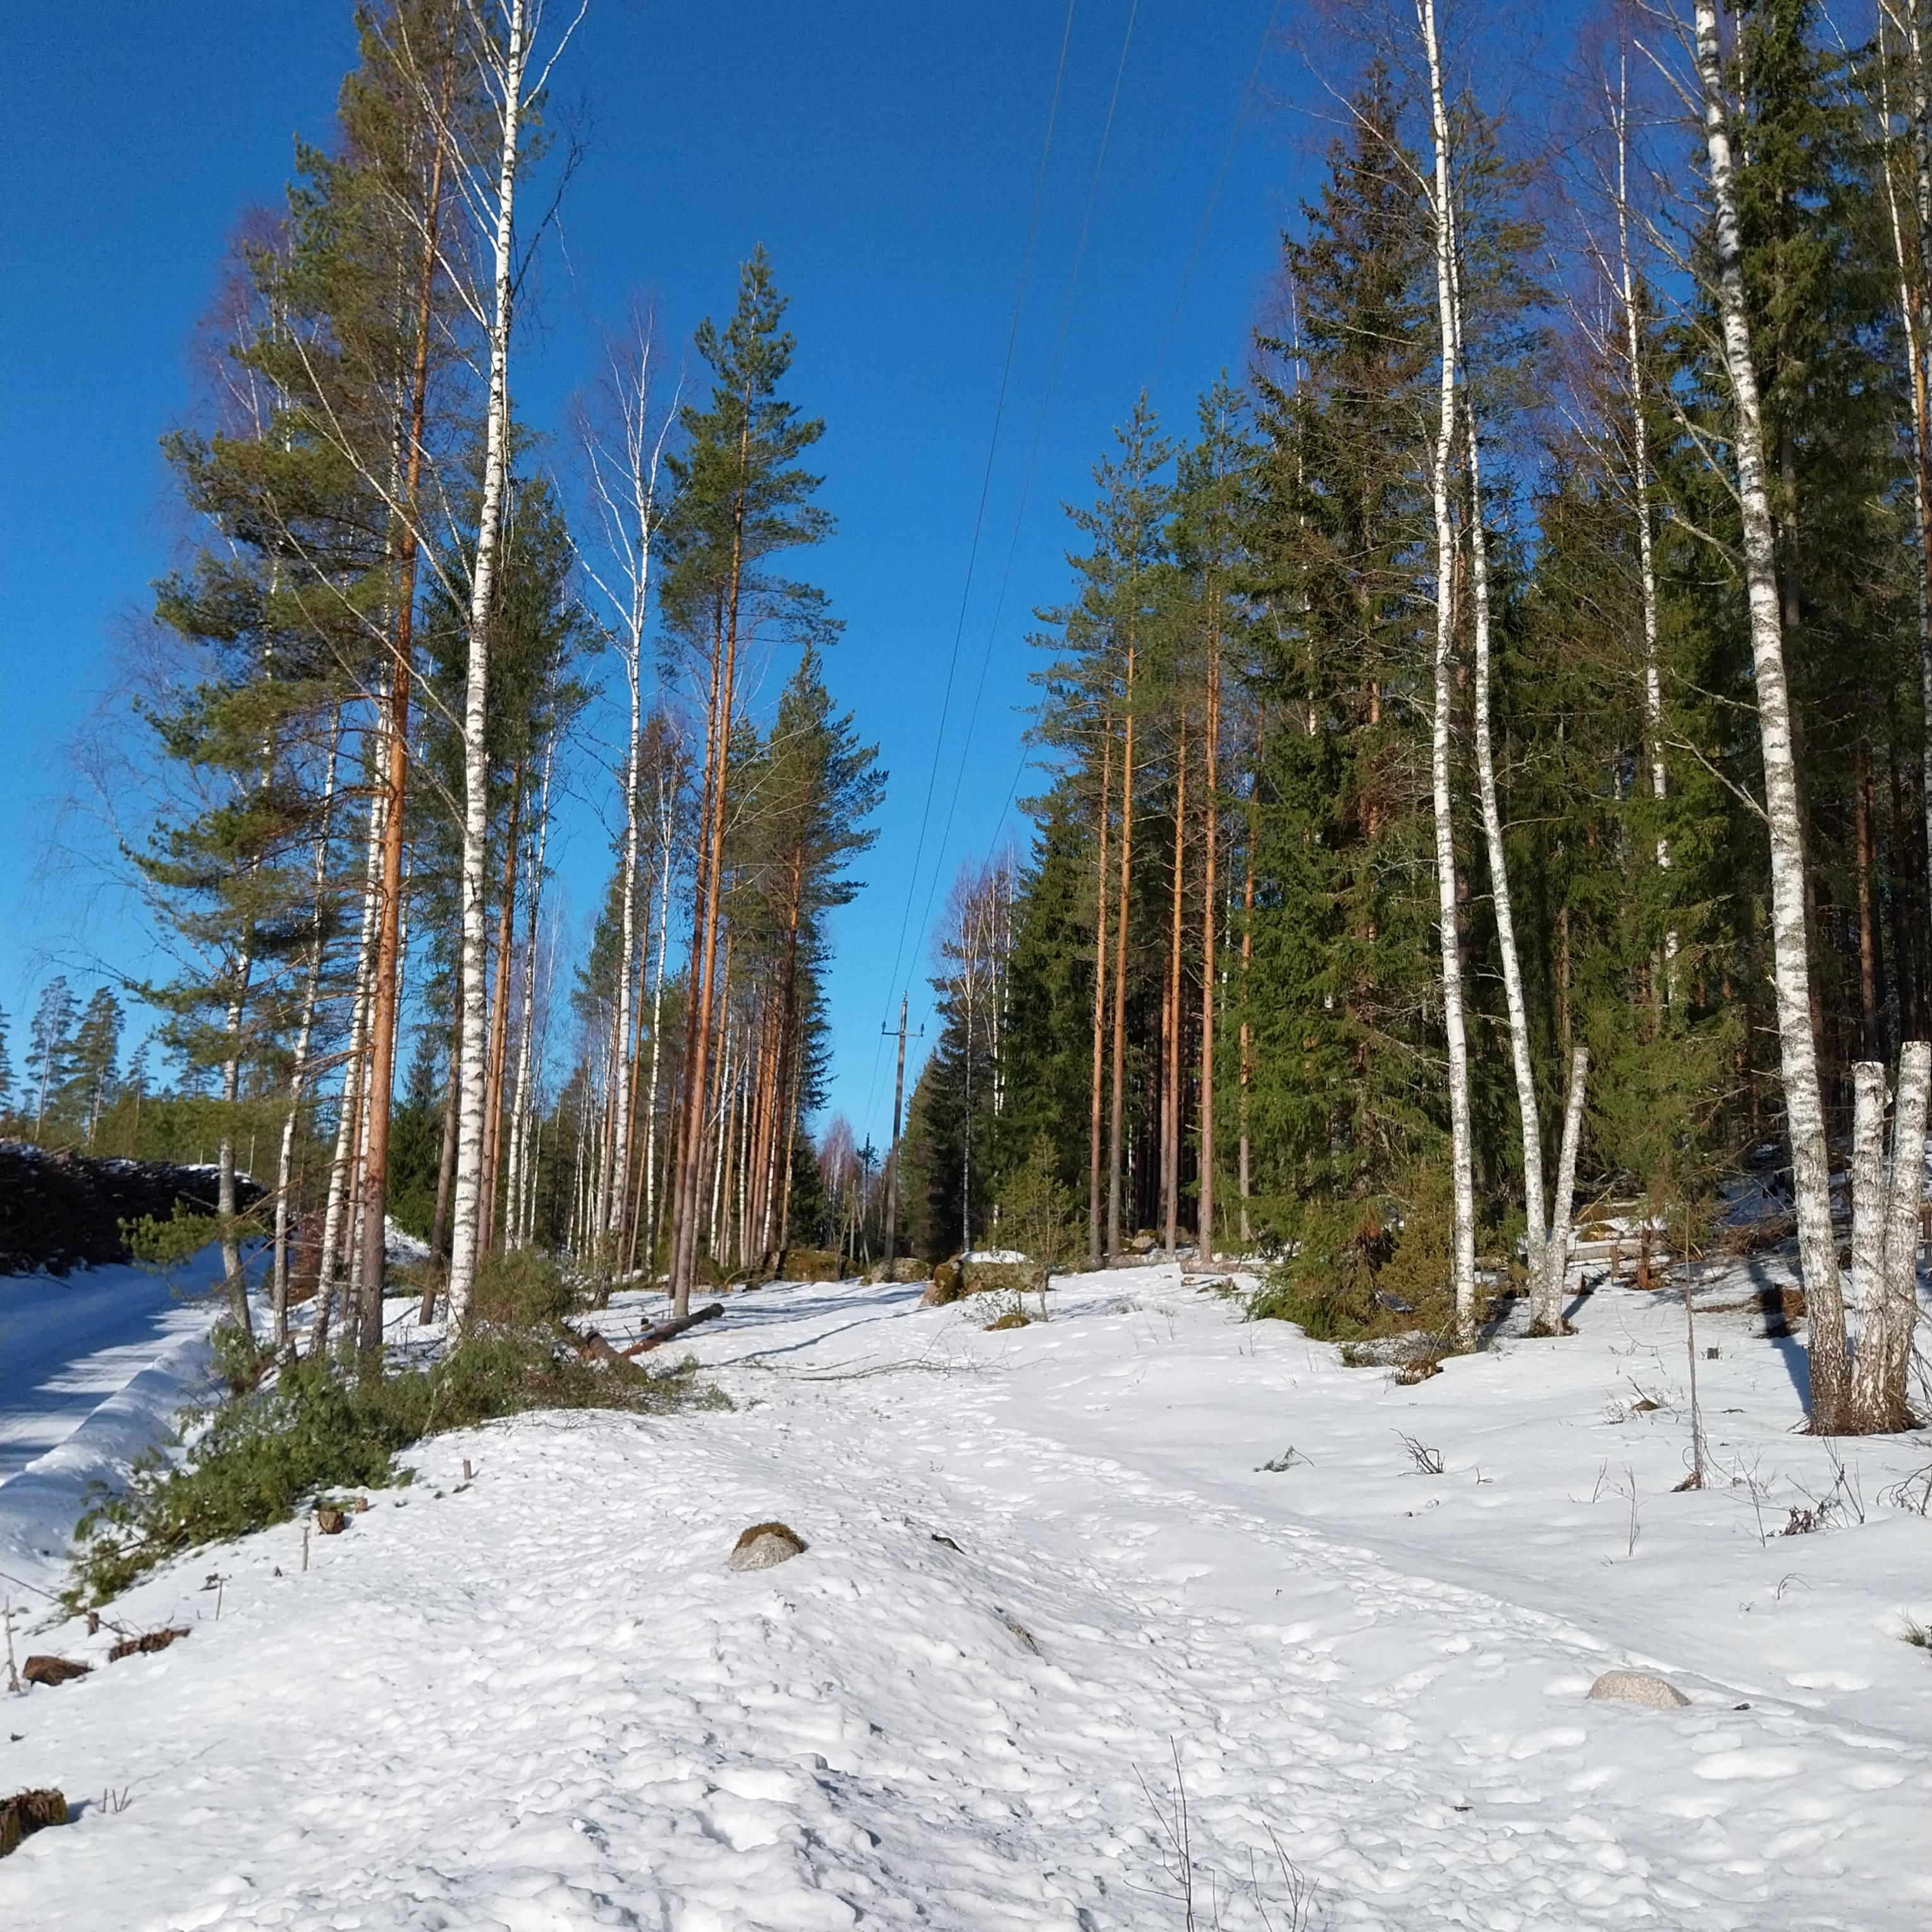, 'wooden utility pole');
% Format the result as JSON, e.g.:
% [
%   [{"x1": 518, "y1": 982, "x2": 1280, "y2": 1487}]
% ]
[{"x1": 881, "y1": 996, "x2": 922, "y2": 1259}]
